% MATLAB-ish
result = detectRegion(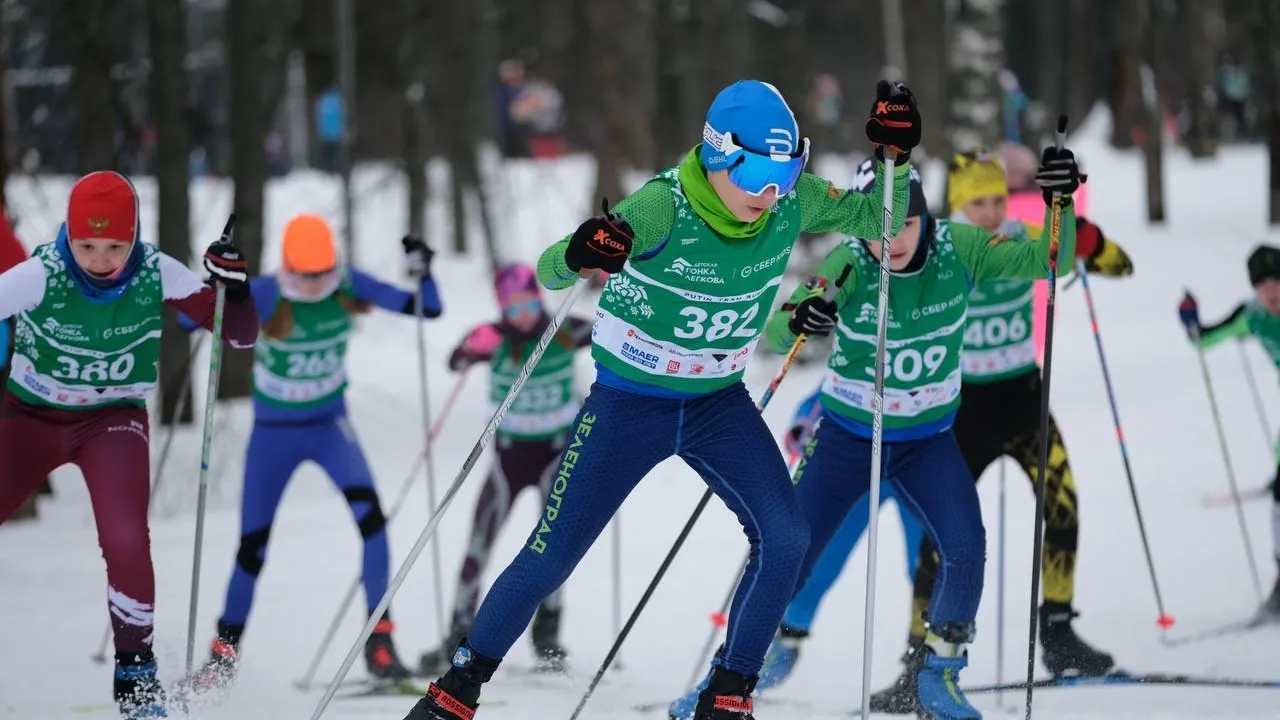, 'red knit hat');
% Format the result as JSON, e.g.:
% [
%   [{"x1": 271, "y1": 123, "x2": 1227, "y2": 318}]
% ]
[{"x1": 66, "y1": 171, "x2": 139, "y2": 244}]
